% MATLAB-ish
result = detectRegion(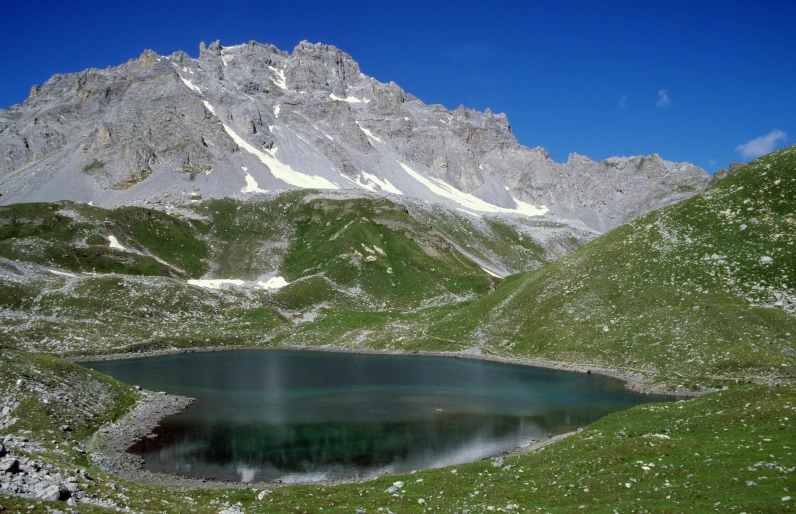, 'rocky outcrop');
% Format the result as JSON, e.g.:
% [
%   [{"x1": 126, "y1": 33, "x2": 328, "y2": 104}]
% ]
[
  {"x1": 0, "y1": 436, "x2": 90, "y2": 506},
  {"x1": 0, "y1": 40, "x2": 710, "y2": 232}
]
